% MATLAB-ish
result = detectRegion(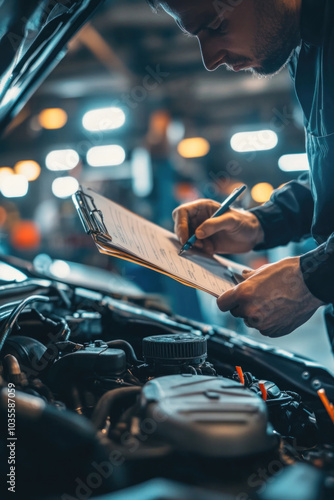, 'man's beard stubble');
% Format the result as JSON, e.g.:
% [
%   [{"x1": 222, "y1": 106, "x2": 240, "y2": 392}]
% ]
[{"x1": 252, "y1": 0, "x2": 301, "y2": 76}]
